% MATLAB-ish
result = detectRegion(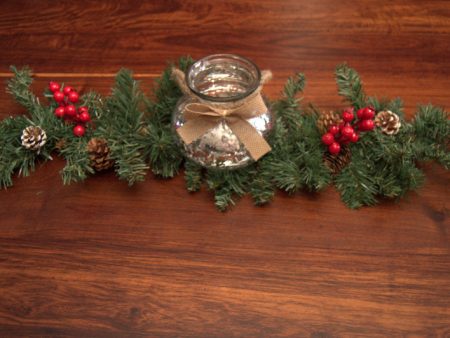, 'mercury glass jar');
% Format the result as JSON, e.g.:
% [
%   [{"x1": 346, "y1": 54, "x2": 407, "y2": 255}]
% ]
[{"x1": 172, "y1": 54, "x2": 273, "y2": 169}]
